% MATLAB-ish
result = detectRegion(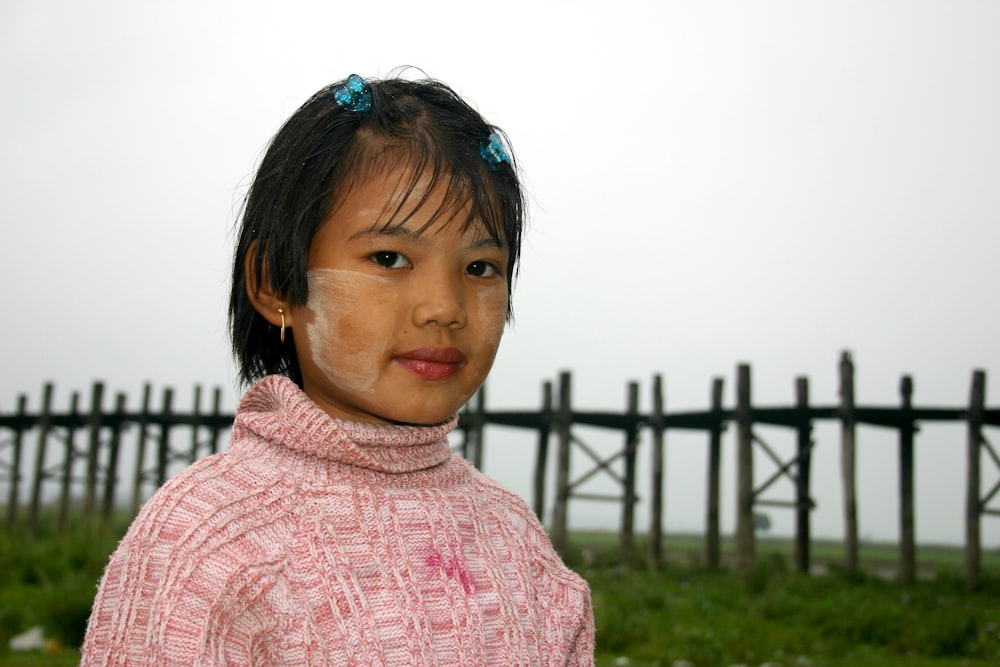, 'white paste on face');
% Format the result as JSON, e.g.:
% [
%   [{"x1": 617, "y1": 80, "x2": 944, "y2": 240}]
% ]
[
  {"x1": 303, "y1": 261, "x2": 508, "y2": 421},
  {"x1": 476, "y1": 282, "x2": 508, "y2": 356},
  {"x1": 304, "y1": 268, "x2": 394, "y2": 397}
]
